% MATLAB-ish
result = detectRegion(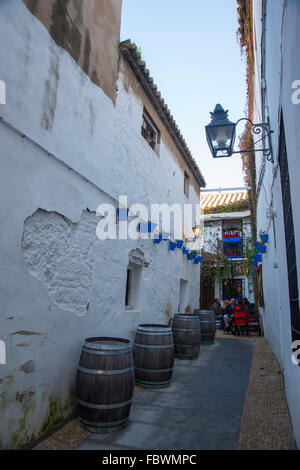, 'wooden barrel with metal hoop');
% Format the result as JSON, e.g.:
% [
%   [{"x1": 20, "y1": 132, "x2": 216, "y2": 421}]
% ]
[
  {"x1": 133, "y1": 324, "x2": 174, "y2": 388},
  {"x1": 194, "y1": 309, "x2": 216, "y2": 343},
  {"x1": 76, "y1": 337, "x2": 134, "y2": 433},
  {"x1": 172, "y1": 314, "x2": 201, "y2": 359}
]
